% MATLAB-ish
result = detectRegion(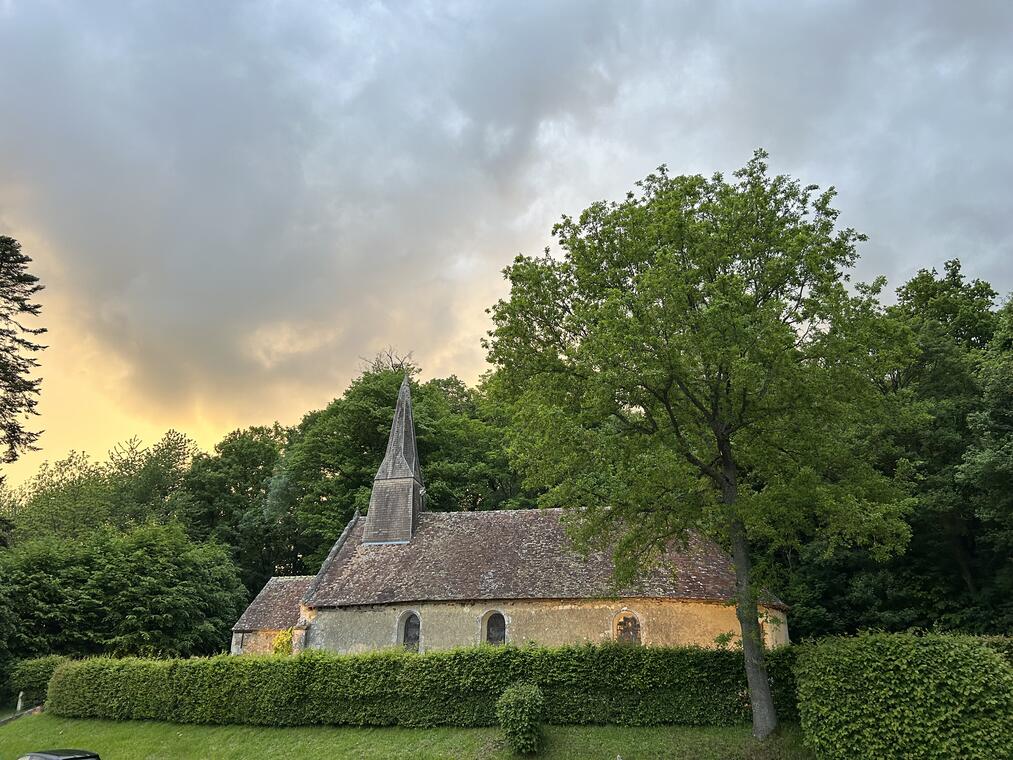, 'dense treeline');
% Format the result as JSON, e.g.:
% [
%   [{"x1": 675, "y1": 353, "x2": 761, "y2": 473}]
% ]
[
  {"x1": 1, "y1": 261, "x2": 1010, "y2": 691},
  {"x1": 777, "y1": 262, "x2": 1013, "y2": 637}
]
